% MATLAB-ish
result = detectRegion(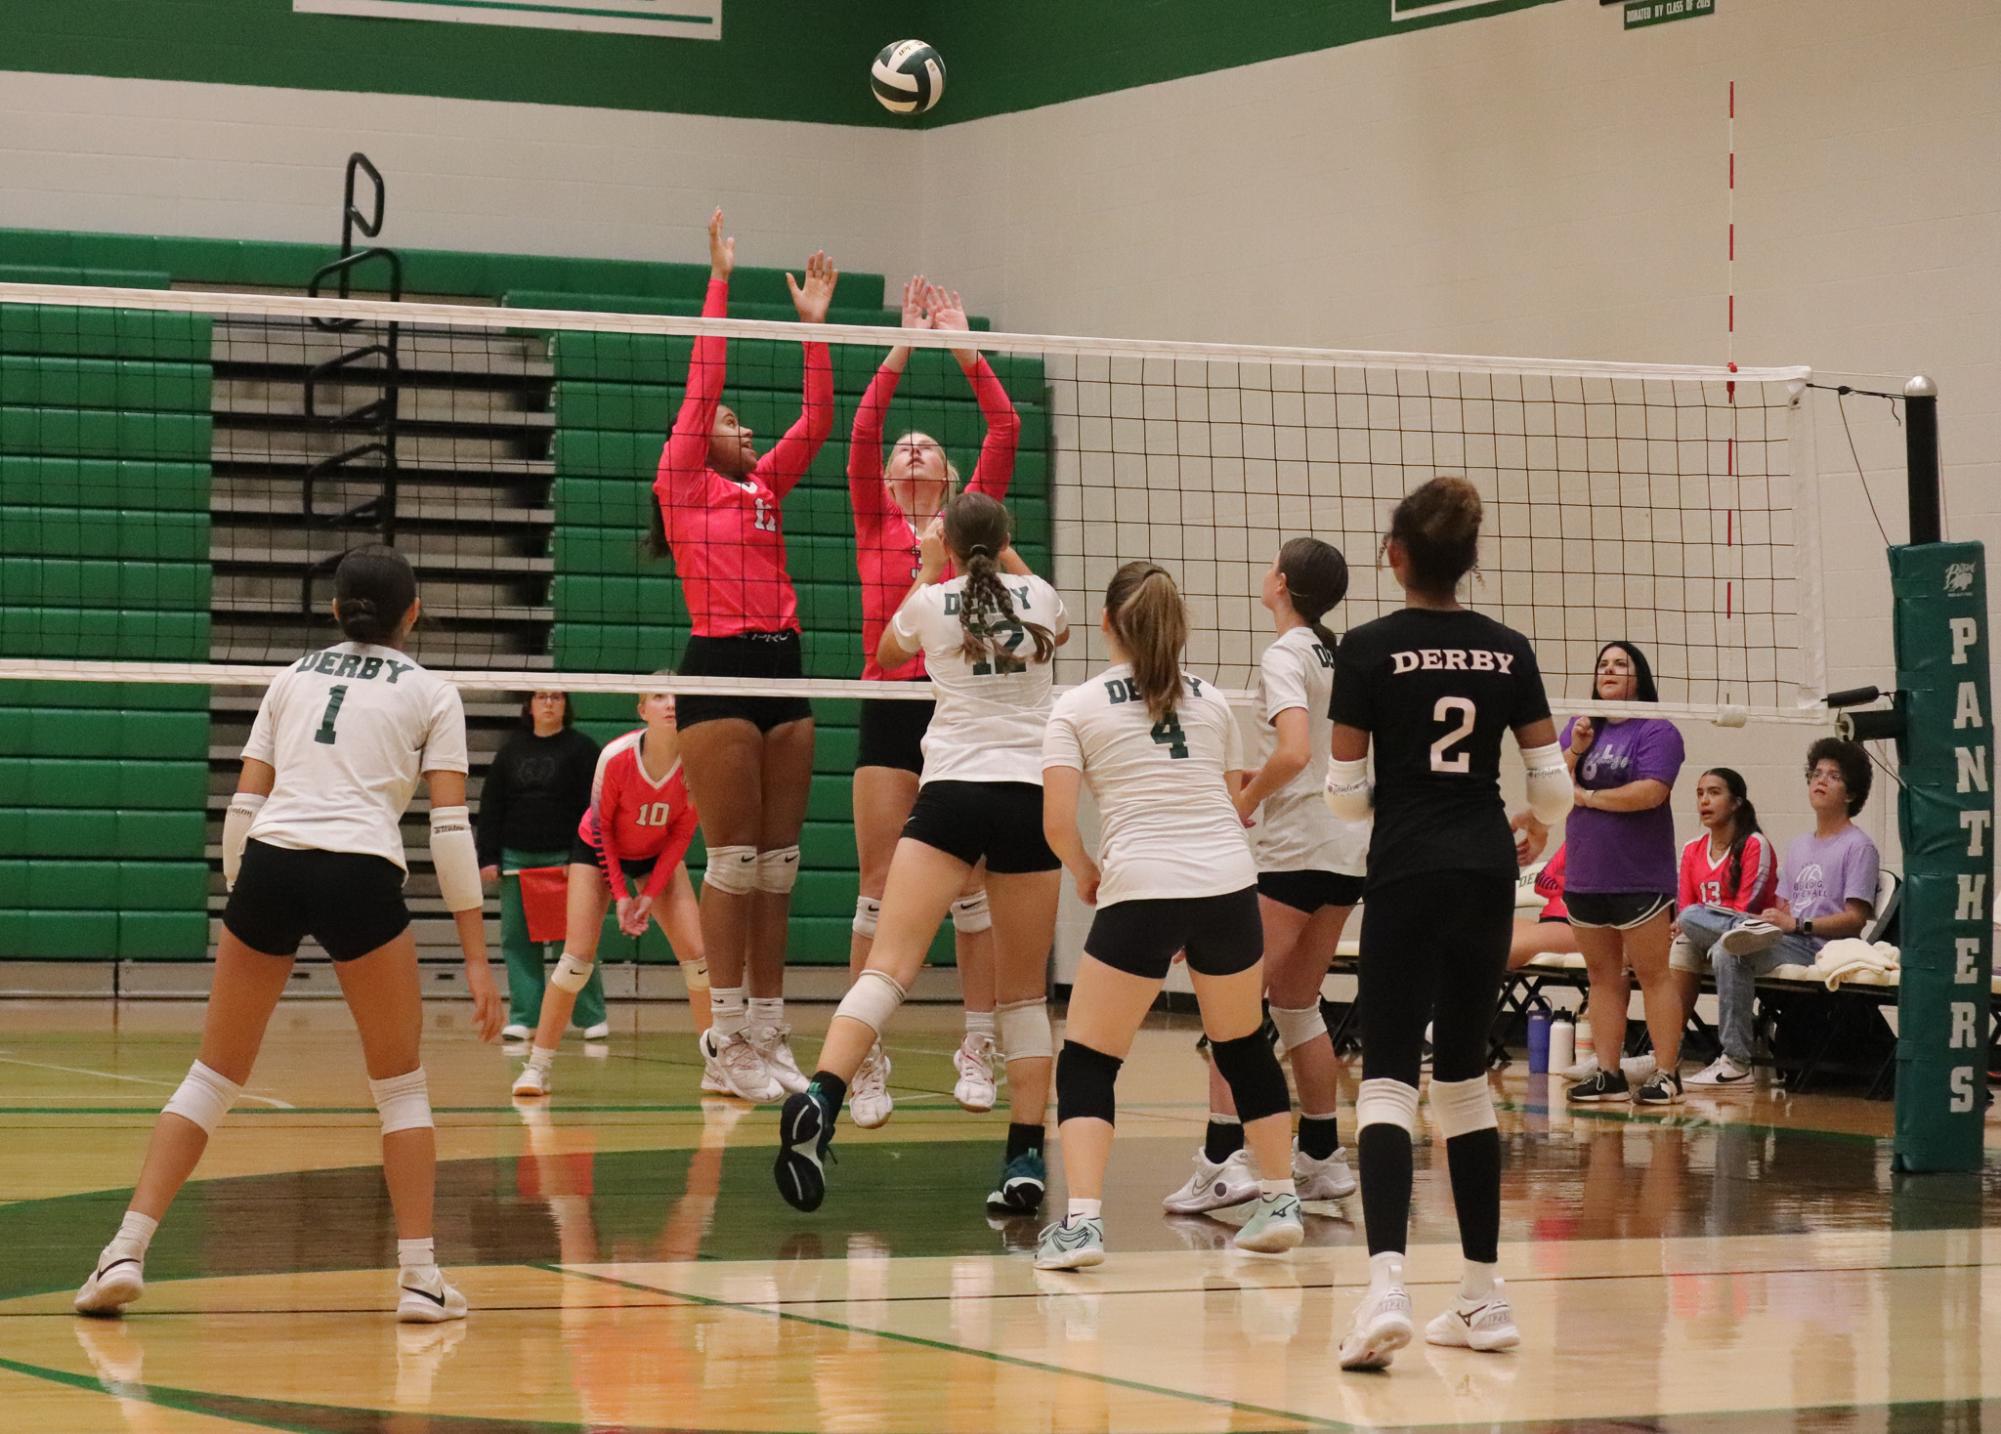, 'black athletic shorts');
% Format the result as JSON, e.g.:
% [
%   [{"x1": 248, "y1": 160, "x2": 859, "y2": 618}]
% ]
[
  {"x1": 567, "y1": 833, "x2": 658, "y2": 887},
  {"x1": 901, "y1": 780, "x2": 1059, "y2": 875},
  {"x1": 1084, "y1": 885, "x2": 1263, "y2": 982},
  {"x1": 676, "y1": 631, "x2": 813, "y2": 732},
  {"x1": 1256, "y1": 868, "x2": 1366, "y2": 914},
  {"x1": 223, "y1": 839, "x2": 410, "y2": 962},
  {"x1": 1565, "y1": 890, "x2": 1674, "y2": 931},
  {"x1": 855, "y1": 693, "x2": 934, "y2": 775}
]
